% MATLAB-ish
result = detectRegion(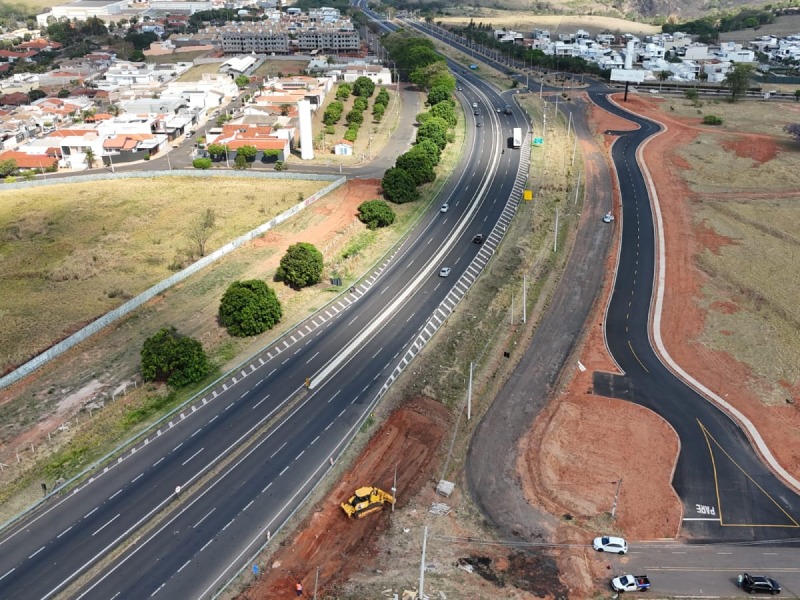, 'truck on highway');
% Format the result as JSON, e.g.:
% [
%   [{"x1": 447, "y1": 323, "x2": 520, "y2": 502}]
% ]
[
  {"x1": 610, "y1": 574, "x2": 651, "y2": 592},
  {"x1": 512, "y1": 127, "x2": 522, "y2": 149}
]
